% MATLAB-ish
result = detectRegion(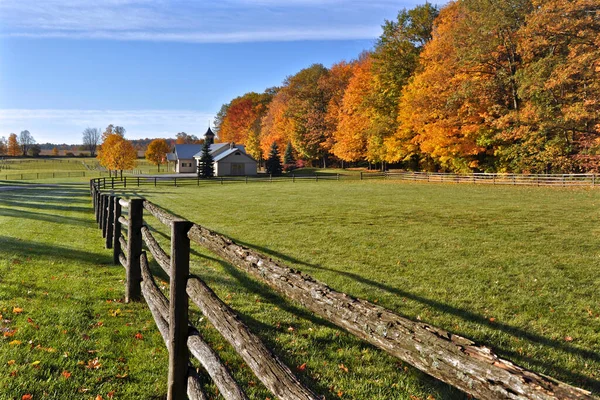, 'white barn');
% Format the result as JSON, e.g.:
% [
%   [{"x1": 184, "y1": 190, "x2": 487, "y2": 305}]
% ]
[
  {"x1": 197, "y1": 143, "x2": 257, "y2": 176},
  {"x1": 166, "y1": 142, "x2": 257, "y2": 176}
]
